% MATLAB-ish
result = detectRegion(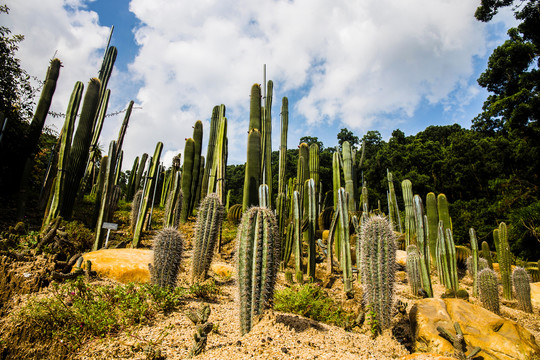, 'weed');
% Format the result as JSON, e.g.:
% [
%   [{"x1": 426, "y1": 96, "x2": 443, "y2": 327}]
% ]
[
  {"x1": 274, "y1": 283, "x2": 356, "y2": 329},
  {"x1": 366, "y1": 305, "x2": 381, "y2": 337},
  {"x1": 189, "y1": 279, "x2": 222, "y2": 300}
]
